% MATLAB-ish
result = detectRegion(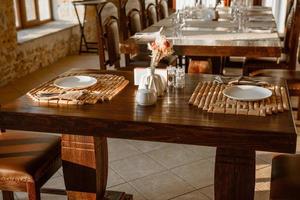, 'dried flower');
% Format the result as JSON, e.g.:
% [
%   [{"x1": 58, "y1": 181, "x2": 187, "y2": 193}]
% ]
[{"x1": 148, "y1": 35, "x2": 174, "y2": 67}]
